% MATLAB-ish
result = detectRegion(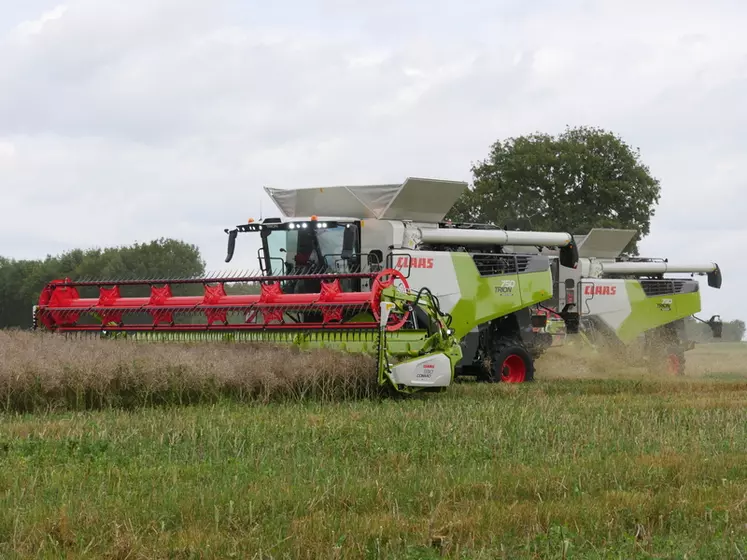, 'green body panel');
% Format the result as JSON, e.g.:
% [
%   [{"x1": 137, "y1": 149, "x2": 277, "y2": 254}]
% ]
[
  {"x1": 616, "y1": 281, "x2": 701, "y2": 343},
  {"x1": 447, "y1": 252, "x2": 553, "y2": 339}
]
